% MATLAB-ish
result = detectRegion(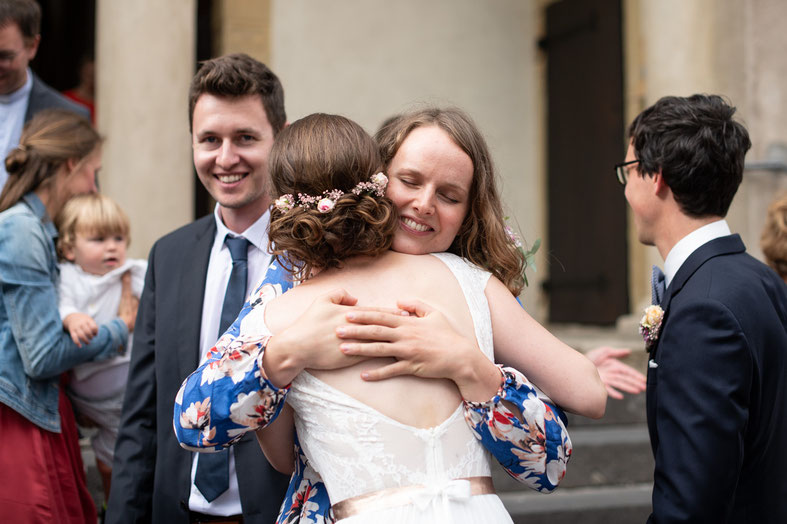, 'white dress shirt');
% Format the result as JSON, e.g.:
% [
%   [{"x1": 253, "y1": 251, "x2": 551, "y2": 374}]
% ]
[
  {"x1": 663, "y1": 219, "x2": 731, "y2": 287},
  {"x1": 0, "y1": 68, "x2": 32, "y2": 190},
  {"x1": 188, "y1": 204, "x2": 272, "y2": 515}
]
